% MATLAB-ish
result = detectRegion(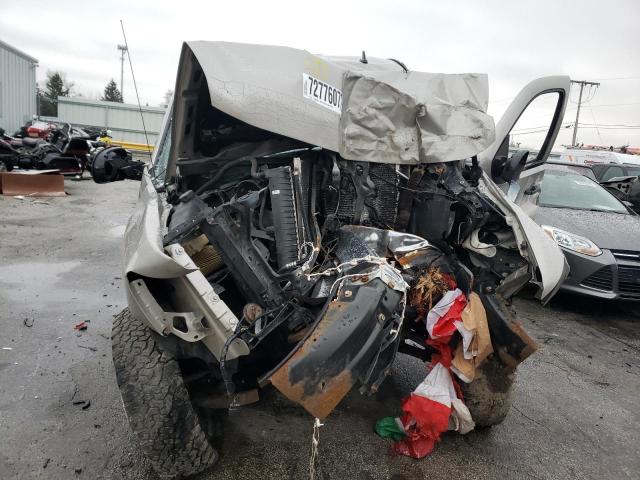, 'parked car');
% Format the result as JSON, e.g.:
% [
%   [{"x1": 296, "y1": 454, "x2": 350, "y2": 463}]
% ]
[
  {"x1": 559, "y1": 148, "x2": 640, "y2": 168},
  {"x1": 515, "y1": 162, "x2": 640, "y2": 301},
  {"x1": 93, "y1": 41, "x2": 571, "y2": 478},
  {"x1": 586, "y1": 163, "x2": 640, "y2": 213},
  {"x1": 591, "y1": 162, "x2": 640, "y2": 182}
]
